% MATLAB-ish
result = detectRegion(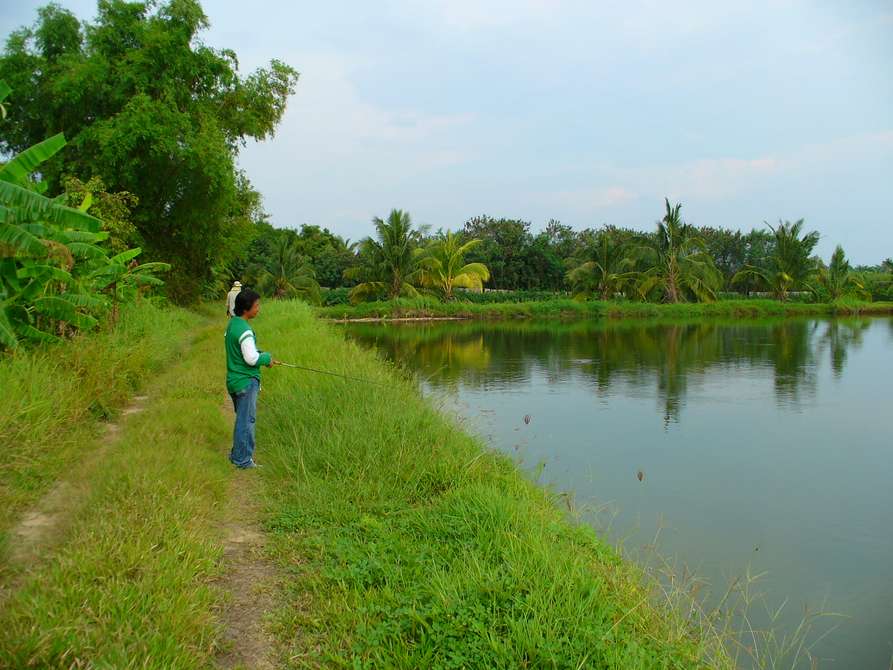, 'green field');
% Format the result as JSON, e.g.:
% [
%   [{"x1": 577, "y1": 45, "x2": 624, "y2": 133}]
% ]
[{"x1": 0, "y1": 300, "x2": 731, "y2": 668}]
